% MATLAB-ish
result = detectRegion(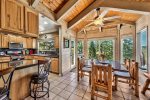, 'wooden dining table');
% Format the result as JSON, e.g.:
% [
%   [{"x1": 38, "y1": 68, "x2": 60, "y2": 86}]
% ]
[{"x1": 84, "y1": 59, "x2": 127, "y2": 71}]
